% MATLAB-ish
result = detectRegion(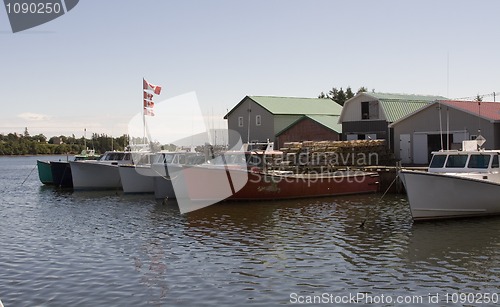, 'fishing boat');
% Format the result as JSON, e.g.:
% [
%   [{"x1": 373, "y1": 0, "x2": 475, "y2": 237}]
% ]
[
  {"x1": 182, "y1": 167, "x2": 379, "y2": 201},
  {"x1": 37, "y1": 160, "x2": 53, "y2": 185},
  {"x1": 400, "y1": 139, "x2": 500, "y2": 221},
  {"x1": 69, "y1": 150, "x2": 139, "y2": 190},
  {"x1": 151, "y1": 151, "x2": 206, "y2": 198},
  {"x1": 118, "y1": 152, "x2": 167, "y2": 194},
  {"x1": 167, "y1": 142, "x2": 379, "y2": 213},
  {"x1": 49, "y1": 149, "x2": 100, "y2": 188},
  {"x1": 118, "y1": 164, "x2": 156, "y2": 194}
]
